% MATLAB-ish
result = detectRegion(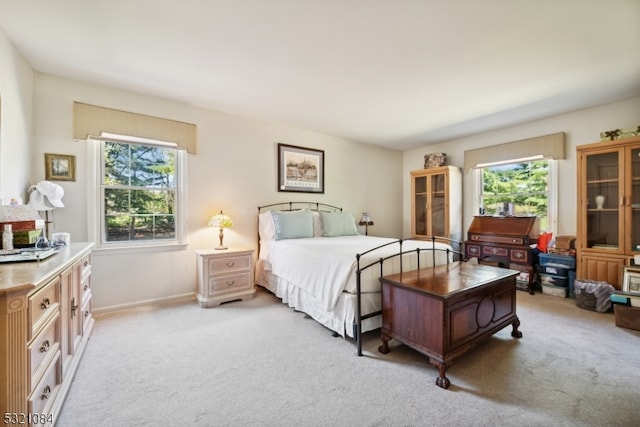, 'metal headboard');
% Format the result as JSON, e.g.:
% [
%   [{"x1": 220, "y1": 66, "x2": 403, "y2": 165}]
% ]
[{"x1": 257, "y1": 201, "x2": 342, "y2": 213}]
